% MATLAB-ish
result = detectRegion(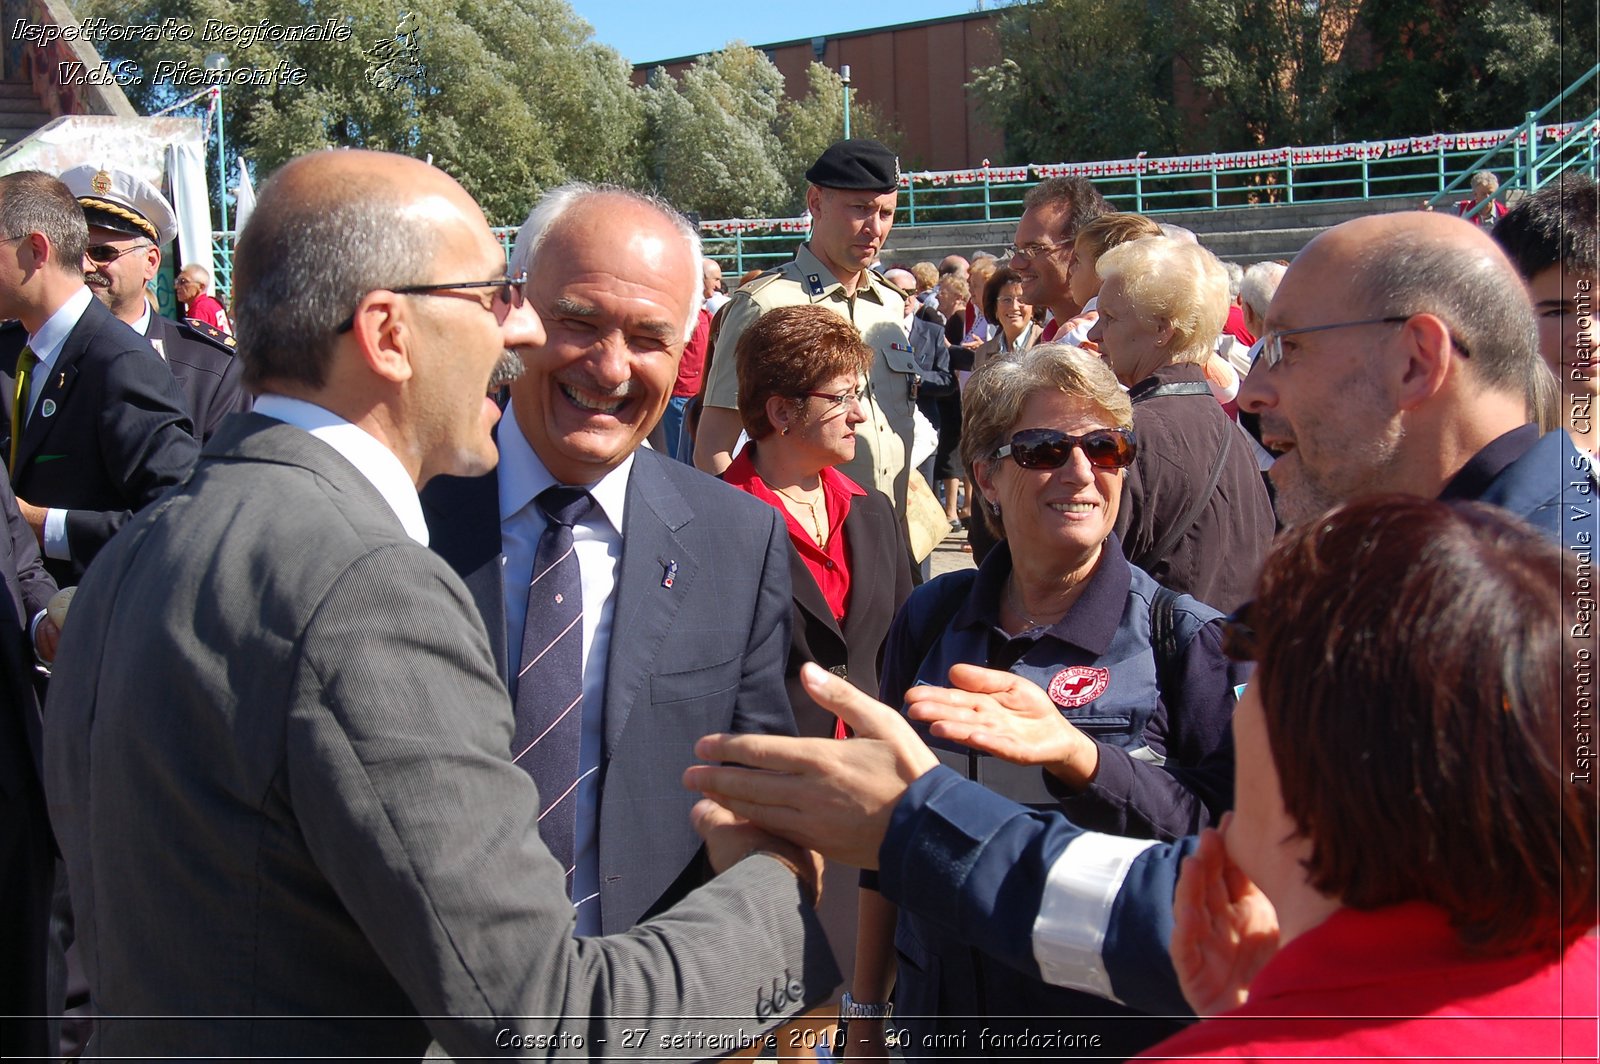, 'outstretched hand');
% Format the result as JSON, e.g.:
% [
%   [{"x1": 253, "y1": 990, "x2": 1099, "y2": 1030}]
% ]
[
  {"x1": 1170, "y1": 816, "x2": 1280, "y2": 1017},
  {"x1": 684, "y1": 663, "x2": 940, "y2": 869},
  {"x1": 906, "y1": 663, "x2": 1100, "y2": 789}
]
